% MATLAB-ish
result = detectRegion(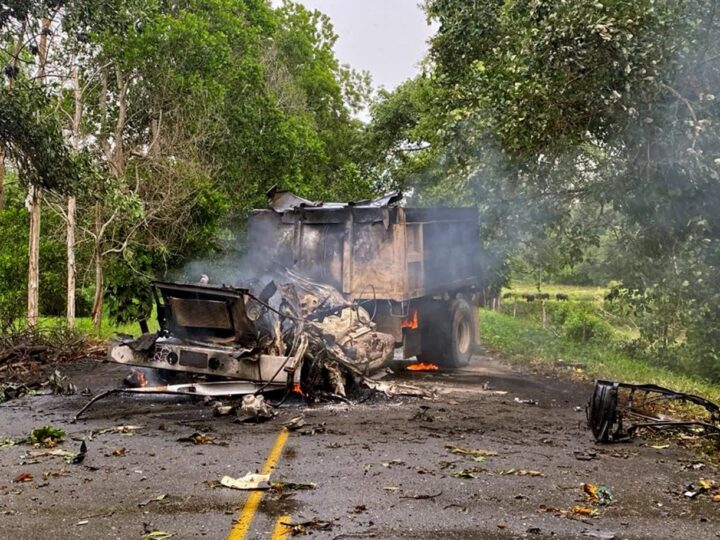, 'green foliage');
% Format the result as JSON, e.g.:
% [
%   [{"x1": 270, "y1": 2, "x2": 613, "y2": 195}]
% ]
[
  {"x1": 401, "y1": 0, "x2": 720, "y2": 375},
  {"x1": 26, "y1": 425, "x2": 65, "y2": 446},
  {"x1": 1, "y1": 0, "x2": 375, "y2": 328},
  {"x1": 0, "y1": 82, "x2": 81, "y2": 192},
  {"x1": 560, "y1": 308, "x2": 611, "y2": 343},
  {"x1": 480, "y1": 308, "x2": 720, "y2": 404},
  {"x1": 0, "y1": 179, "x2": 27, "y2": 327}
]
